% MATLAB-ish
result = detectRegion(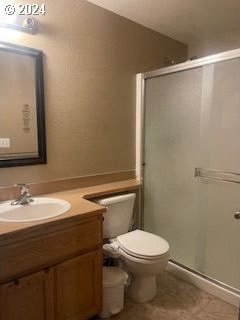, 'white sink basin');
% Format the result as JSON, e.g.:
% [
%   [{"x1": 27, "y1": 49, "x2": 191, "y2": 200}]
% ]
[{"x1": 0, "y1": 198, "x2": 71, "y2": 223}]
